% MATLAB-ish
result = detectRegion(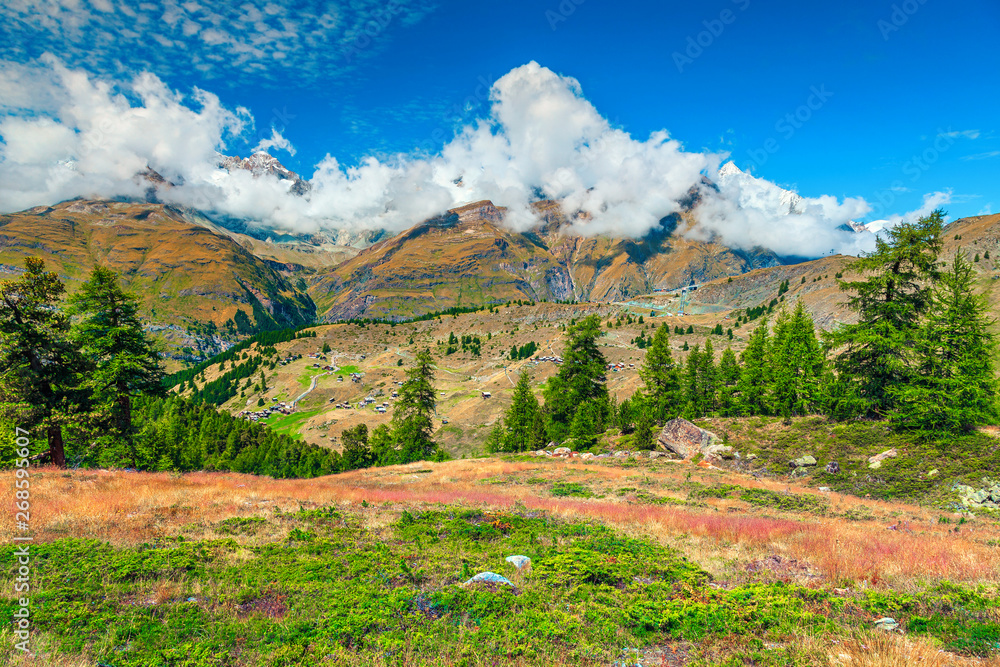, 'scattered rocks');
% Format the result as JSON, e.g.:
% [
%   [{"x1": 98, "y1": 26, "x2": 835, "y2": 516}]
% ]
[
  {"x1": 656, "y1": 418, "x2": 719, "y2": 459},
  {"x1": 789, "y1": 455, "x2": 817, "y2": 468},
  {"x1": 462, "y1": 572, "x2": 513, "y2": 587},
  {"x1": 614, "y1": 450, "x2": 630, "y2": 458},
  {"x1": 868, "y1": 448, "x2": 898, "y2": 469},
  {"x1": 648, "y1": 451, "x2": 663, "y2": 459},
  {"x1": 953, "y1": 479, "x2": 1000, "y2": 510},
  {"x1": 818, "y1": 487, "x2": 832, "y2": 493},
  {"x1": 552, "y1": 447, "x2": 572, "y2": 457},
  {"x1": 579, "y1": 452, "x2": 595, "y2": 460},
  {"x1": 825, "y1": 461, "x2": 841, "y2": 474}
]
